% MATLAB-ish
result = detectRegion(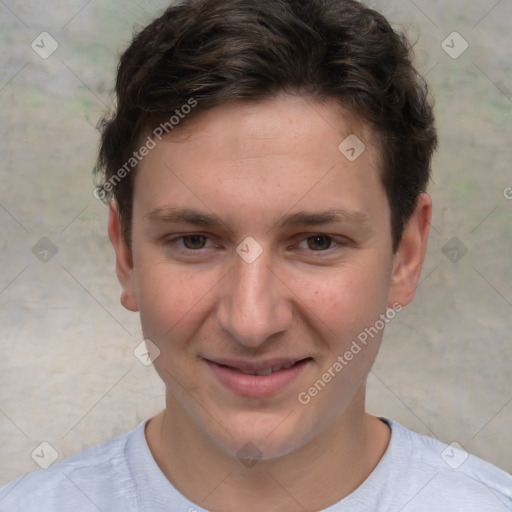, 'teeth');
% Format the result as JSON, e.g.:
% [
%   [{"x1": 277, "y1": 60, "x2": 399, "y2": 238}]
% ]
[
  {"x1": 255, "y1": 368, "x2": 273, "y2": 376},
  {"x1": 240, "y1": 362, "x2": 296, "y2": 376}
]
